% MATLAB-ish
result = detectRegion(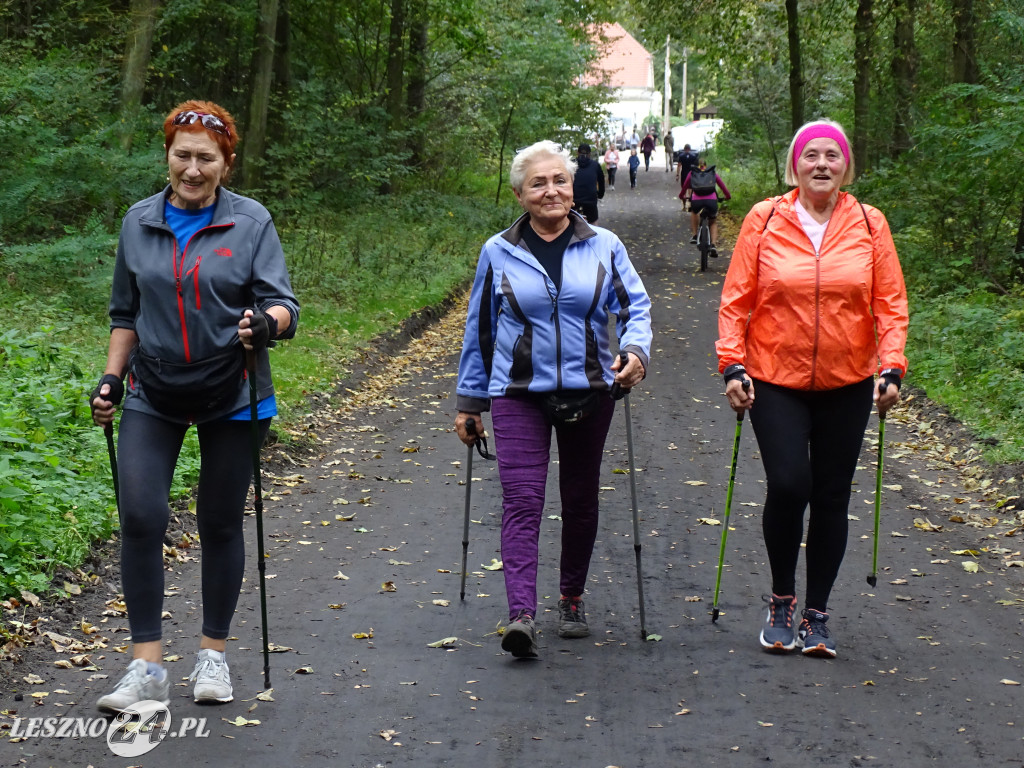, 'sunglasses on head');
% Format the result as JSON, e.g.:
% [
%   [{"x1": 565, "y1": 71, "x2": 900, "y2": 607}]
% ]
[{"x1": 172, "y1": 110, "x2": 230, "y2": 138}]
